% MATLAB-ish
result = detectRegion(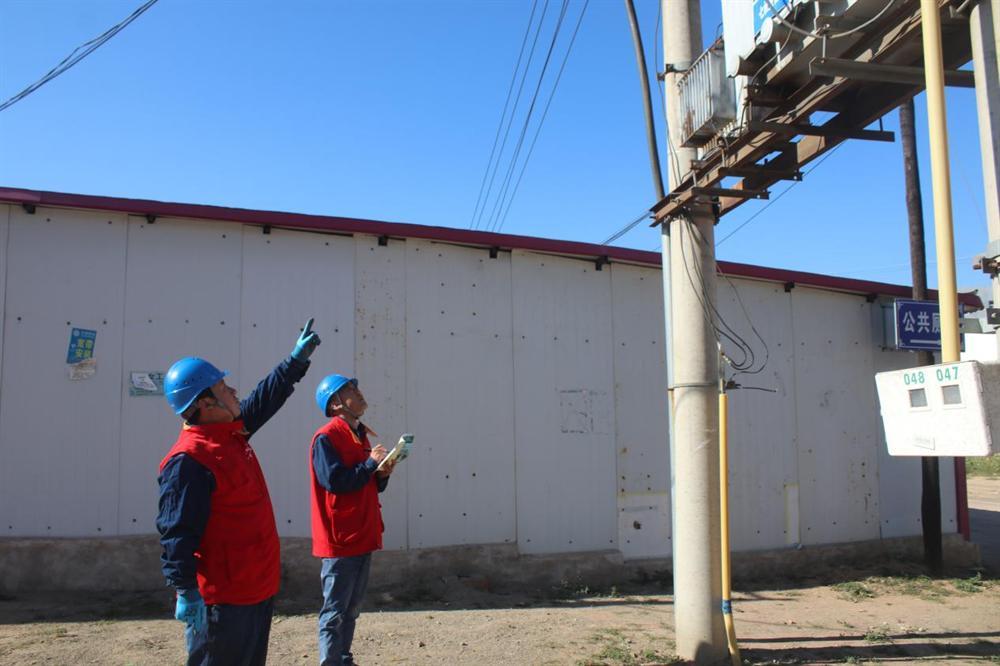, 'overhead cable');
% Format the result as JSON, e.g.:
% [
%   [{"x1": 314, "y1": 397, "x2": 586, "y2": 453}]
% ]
[
  {"x1": 469, "y1": 0, "x2": 541, "y2": 229},
  {"x1": 760, "y1": 0, "x2": 898, "y2": 41},
  {"x1": 0, "y1": 0, "x2": 160, "y2": 113},
  {"x1": 715, "y1": 144, "x2": 842, "y2": 247},
  {"x1": 472, "y1": 0, "x2": 552, "y2": 231},
  {"x1": 601, "y1": 208, "x2": 649, "y2": 245},
  {"x1": 484, "y1": 0, "x2": 572, "y2": 233},
  {"x1": 492, "y1": 0, "x2": 590, "y2": 234}
]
